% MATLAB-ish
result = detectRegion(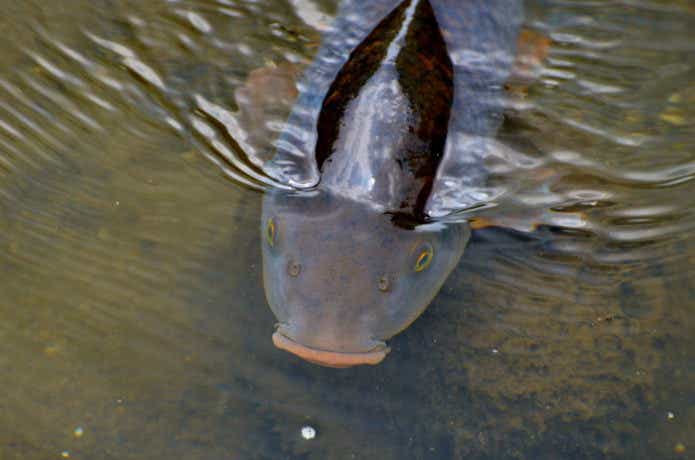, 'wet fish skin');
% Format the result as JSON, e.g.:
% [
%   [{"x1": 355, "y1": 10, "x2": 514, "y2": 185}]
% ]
[{"x1": 262, "y1": 0, "x2": 521, "y2": 366}]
